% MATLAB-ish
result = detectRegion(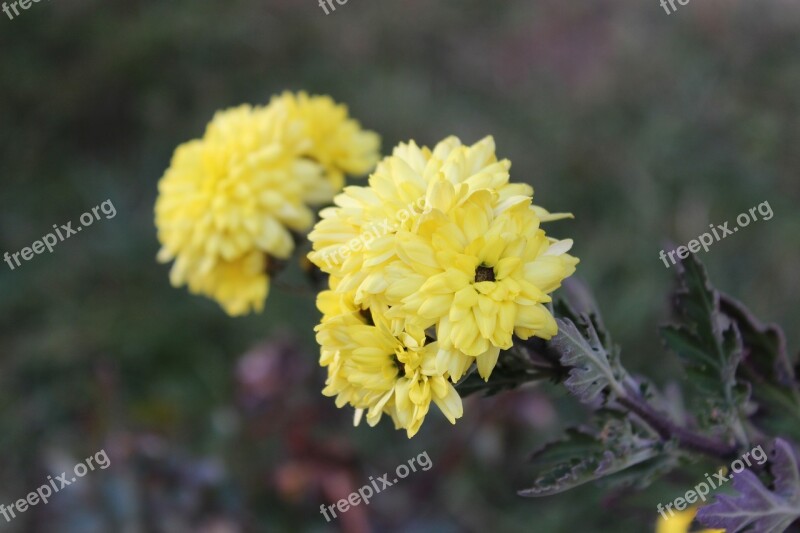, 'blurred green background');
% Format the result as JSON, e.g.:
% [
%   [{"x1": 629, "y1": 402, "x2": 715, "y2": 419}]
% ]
[{"x1": 1, "y1": 0, "x2": 798, "y2": 531}]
